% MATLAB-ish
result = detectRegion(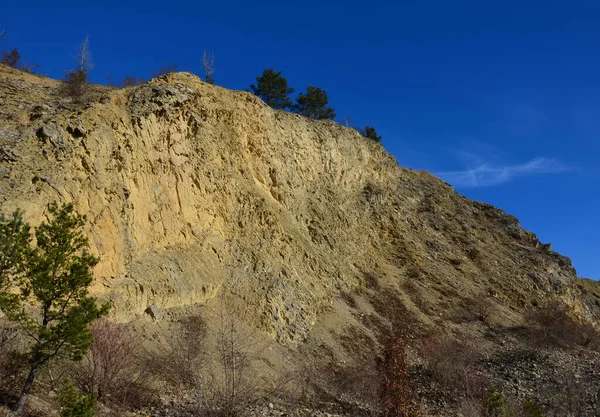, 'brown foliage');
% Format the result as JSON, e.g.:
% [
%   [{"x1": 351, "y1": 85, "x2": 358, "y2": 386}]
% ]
[{"x1": 380, "y1": 334, "x2": 418, "y2": 417}]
